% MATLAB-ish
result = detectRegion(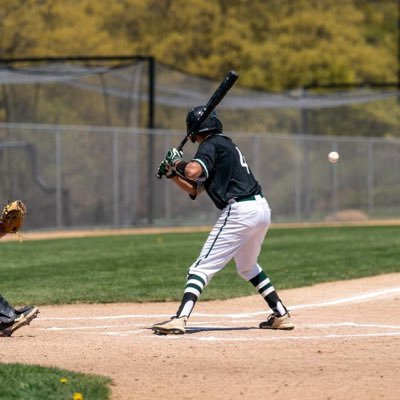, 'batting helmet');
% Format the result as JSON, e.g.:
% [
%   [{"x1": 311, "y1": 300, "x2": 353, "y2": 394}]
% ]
[{"x1": 186, "y1": 105, "x2": 223, "y2": 136}]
